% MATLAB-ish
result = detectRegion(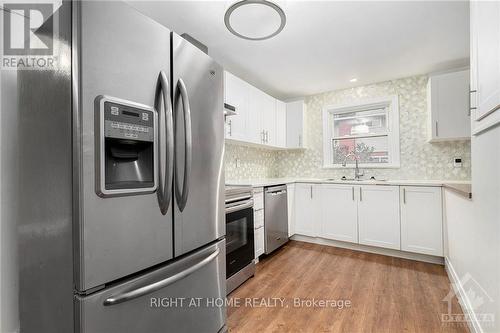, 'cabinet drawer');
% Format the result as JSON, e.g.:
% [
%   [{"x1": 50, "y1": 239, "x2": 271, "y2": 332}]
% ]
[
  {"x1": 254, "y1": 226, "x2": 265, "y2": 258},
  {"x1": 254, "y1": 209, "x2": 264, "y2": 229},
  {"x1": 253, "y1": 189, "x2": 264, "y2": 210}
]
